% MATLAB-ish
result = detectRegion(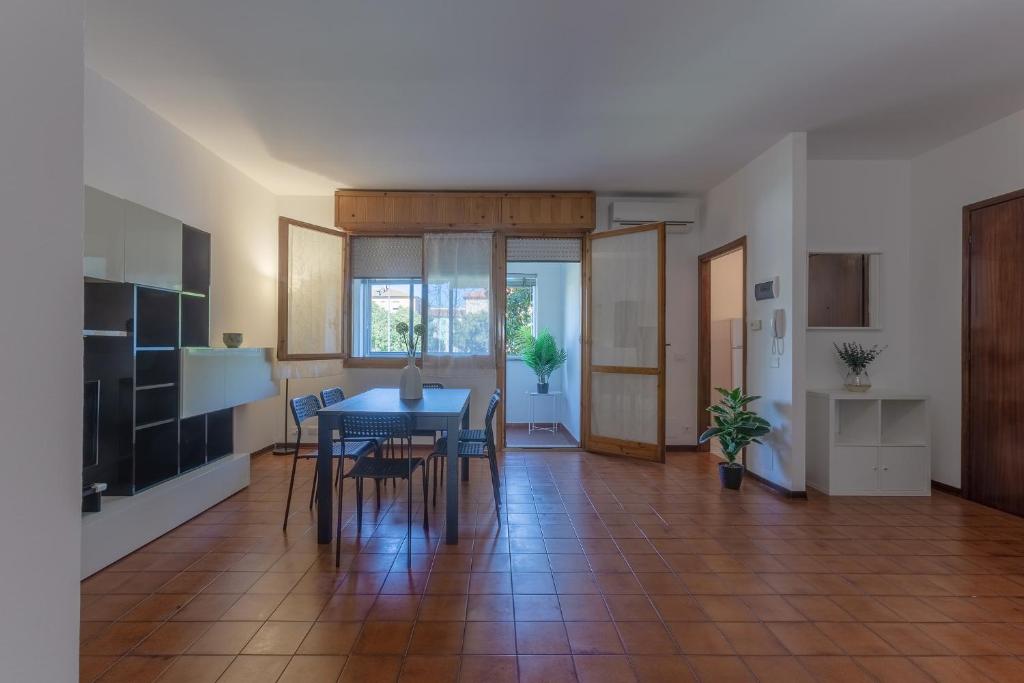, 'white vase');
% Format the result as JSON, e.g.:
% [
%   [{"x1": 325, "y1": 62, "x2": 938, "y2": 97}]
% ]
[{"x1": 399, "y1": 357, "x2": 423, "y2": 400}]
